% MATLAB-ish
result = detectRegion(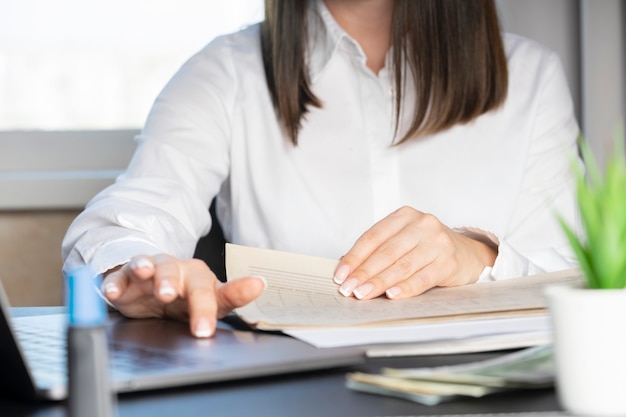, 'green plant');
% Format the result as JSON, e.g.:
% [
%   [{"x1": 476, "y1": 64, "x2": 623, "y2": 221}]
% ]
[{"x1": 559, "y1": 133, "x2": 626, "y2": 289}]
